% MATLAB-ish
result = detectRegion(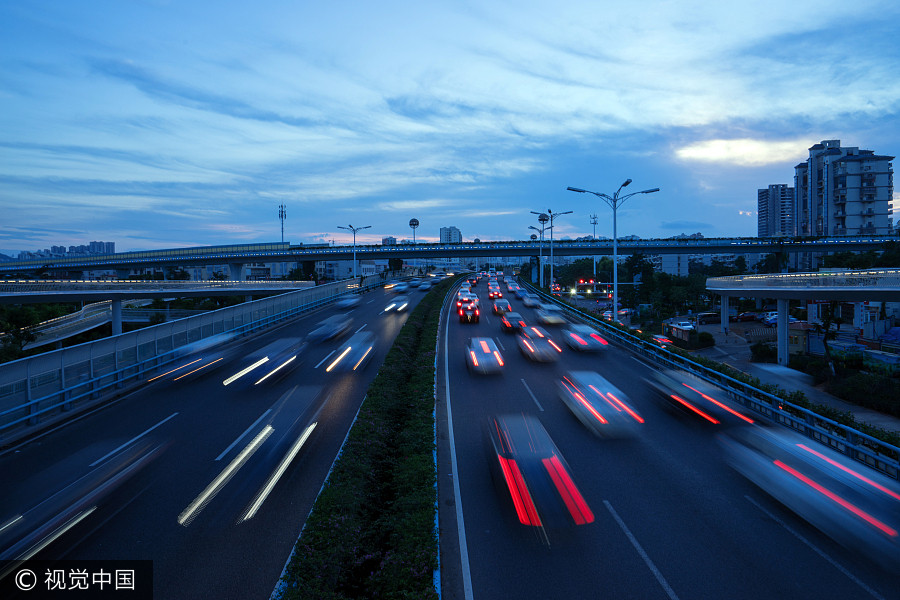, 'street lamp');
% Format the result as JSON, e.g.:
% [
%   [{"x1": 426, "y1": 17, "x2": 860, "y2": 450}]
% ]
[
  {"x1": 533, "y1": 209, "x2": 571, "y2": 292},
  {"x1": 528, "y1": 212, "x2": 549, "y2": 287},
  {"x1": 337, "y1": 224, "x2": 371, "y2": 279},
  {"x1": 589, "y1": 213, "x2": 599, "y2": 283},
  {"x1": 567, "y1": 180, "x2": 659, "y2": 317}
]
